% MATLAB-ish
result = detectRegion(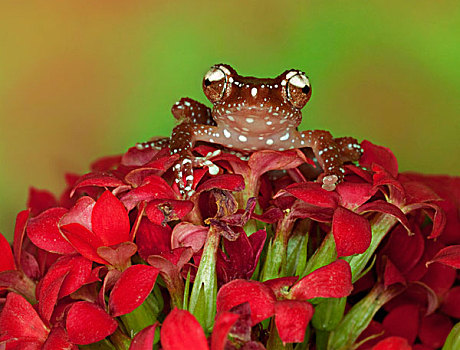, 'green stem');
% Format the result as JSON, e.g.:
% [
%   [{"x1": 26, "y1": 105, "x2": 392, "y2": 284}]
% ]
[
  {"x1": 301, "y1": 232, "x2": 336, "y2": 278},
  {"x1": 328, "y1": 284, "x2": 401, "y2": 350},
  {"x1": 260, "y1": 211, "x2": 293, "y2": 281},
  {"x1": 188, "y1": 226, "x2": 219, "y2": 333},
  {"x1": 266, "y1": 320, "x2": 293, "y2": 350}
]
